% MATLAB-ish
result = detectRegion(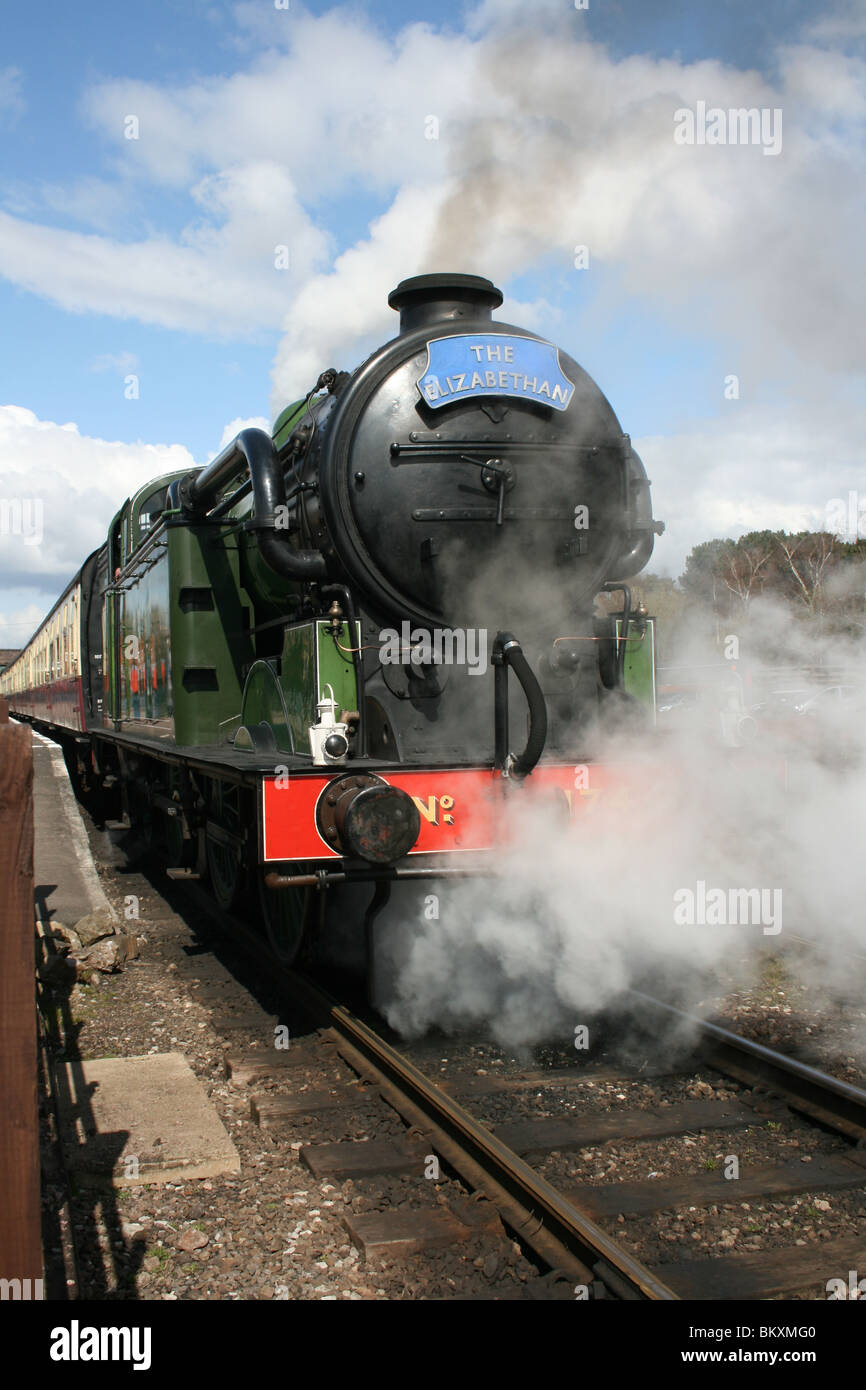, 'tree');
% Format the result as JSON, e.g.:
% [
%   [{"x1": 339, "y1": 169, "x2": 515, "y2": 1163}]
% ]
[
  {"x1": 716, "y1": 531, "x2": 779, "y2": 610},
  {"x1": 678, "y1": 529, "x2": 866, "y2": 644},
  {"x1": 776, "y1": 531, "x2": 836, "y2": 615},
  {"x1": 679, "y1": 540, "x2": 730, "y2": 610}
]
